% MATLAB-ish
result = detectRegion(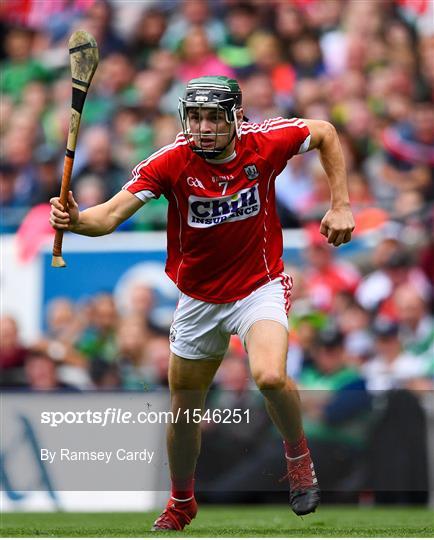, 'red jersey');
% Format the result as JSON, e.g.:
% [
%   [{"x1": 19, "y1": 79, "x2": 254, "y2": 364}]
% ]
[{"x1": 123, "y1": 117, "x2": 310, "y2": 303}]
